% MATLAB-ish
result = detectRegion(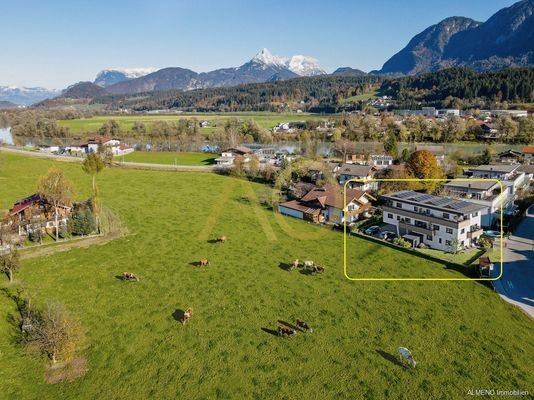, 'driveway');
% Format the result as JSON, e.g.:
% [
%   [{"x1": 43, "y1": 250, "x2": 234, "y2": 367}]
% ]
[{"x1": 491, "y1": 205, "x2": 534, "y2": 318}]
